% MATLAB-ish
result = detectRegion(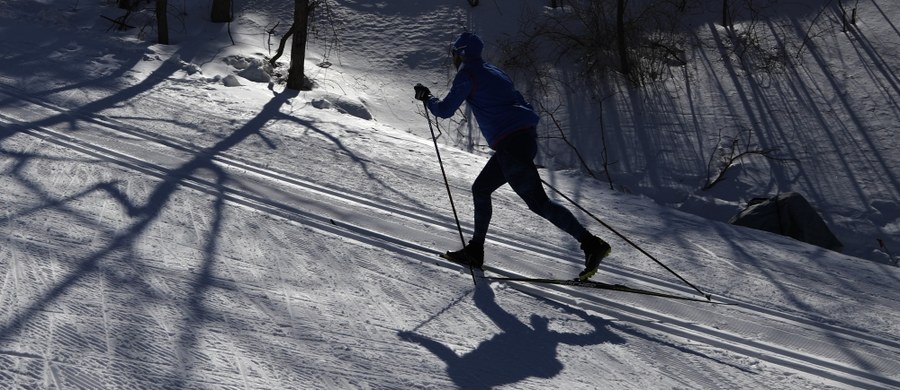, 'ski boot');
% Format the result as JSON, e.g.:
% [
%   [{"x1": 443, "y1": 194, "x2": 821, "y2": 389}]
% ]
[
  {"x1": 442, "y1": 241, "x2": 484, "y2": 269},
  {"x1": 577, "y1": 235, "x2": 611, "y2": 281}
]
